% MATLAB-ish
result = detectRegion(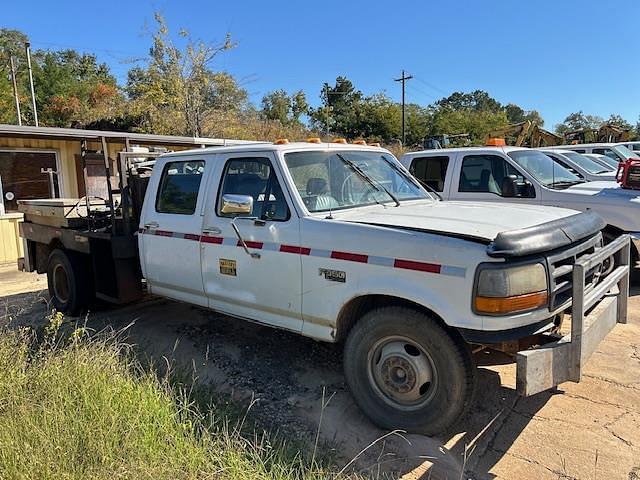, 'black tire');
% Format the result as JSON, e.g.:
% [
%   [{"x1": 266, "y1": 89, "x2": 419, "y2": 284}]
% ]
[
  {"x1": 343, "y1": 306, "x2": 476, "y2": 436},
  {"x1": 46, "y1": 249, "x2": 91, "y2": 316}
]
